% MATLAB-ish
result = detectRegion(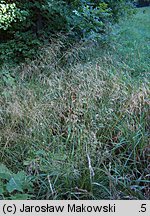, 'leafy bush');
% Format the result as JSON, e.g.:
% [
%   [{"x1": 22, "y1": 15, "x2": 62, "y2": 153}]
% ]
[{"x1": 0, "y1": 0, "x2": 134, "y2": 64}]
